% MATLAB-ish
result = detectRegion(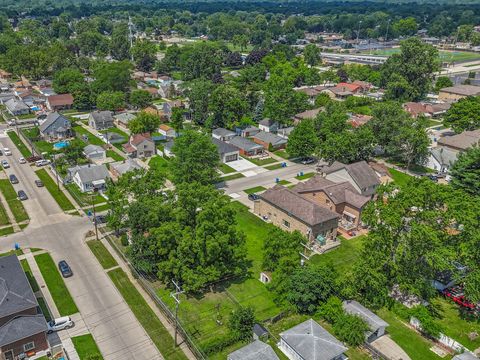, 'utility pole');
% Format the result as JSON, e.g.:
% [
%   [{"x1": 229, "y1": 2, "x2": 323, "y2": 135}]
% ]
[
  {"x1": 170, "y1": 280, "x2": 184, "y2": 347},
  {"x1": 385, "y1": 19, "x2": 391, "y2": 44},
  {"x1": 91, "y1": 188, "x2": 98, "y2": 241},
  {"x1": 128, "y1": 15, "x2": 134, "y2": 62},
  {"x1": 52, "y1": 155, "x2": 60, "y2": 191}
]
